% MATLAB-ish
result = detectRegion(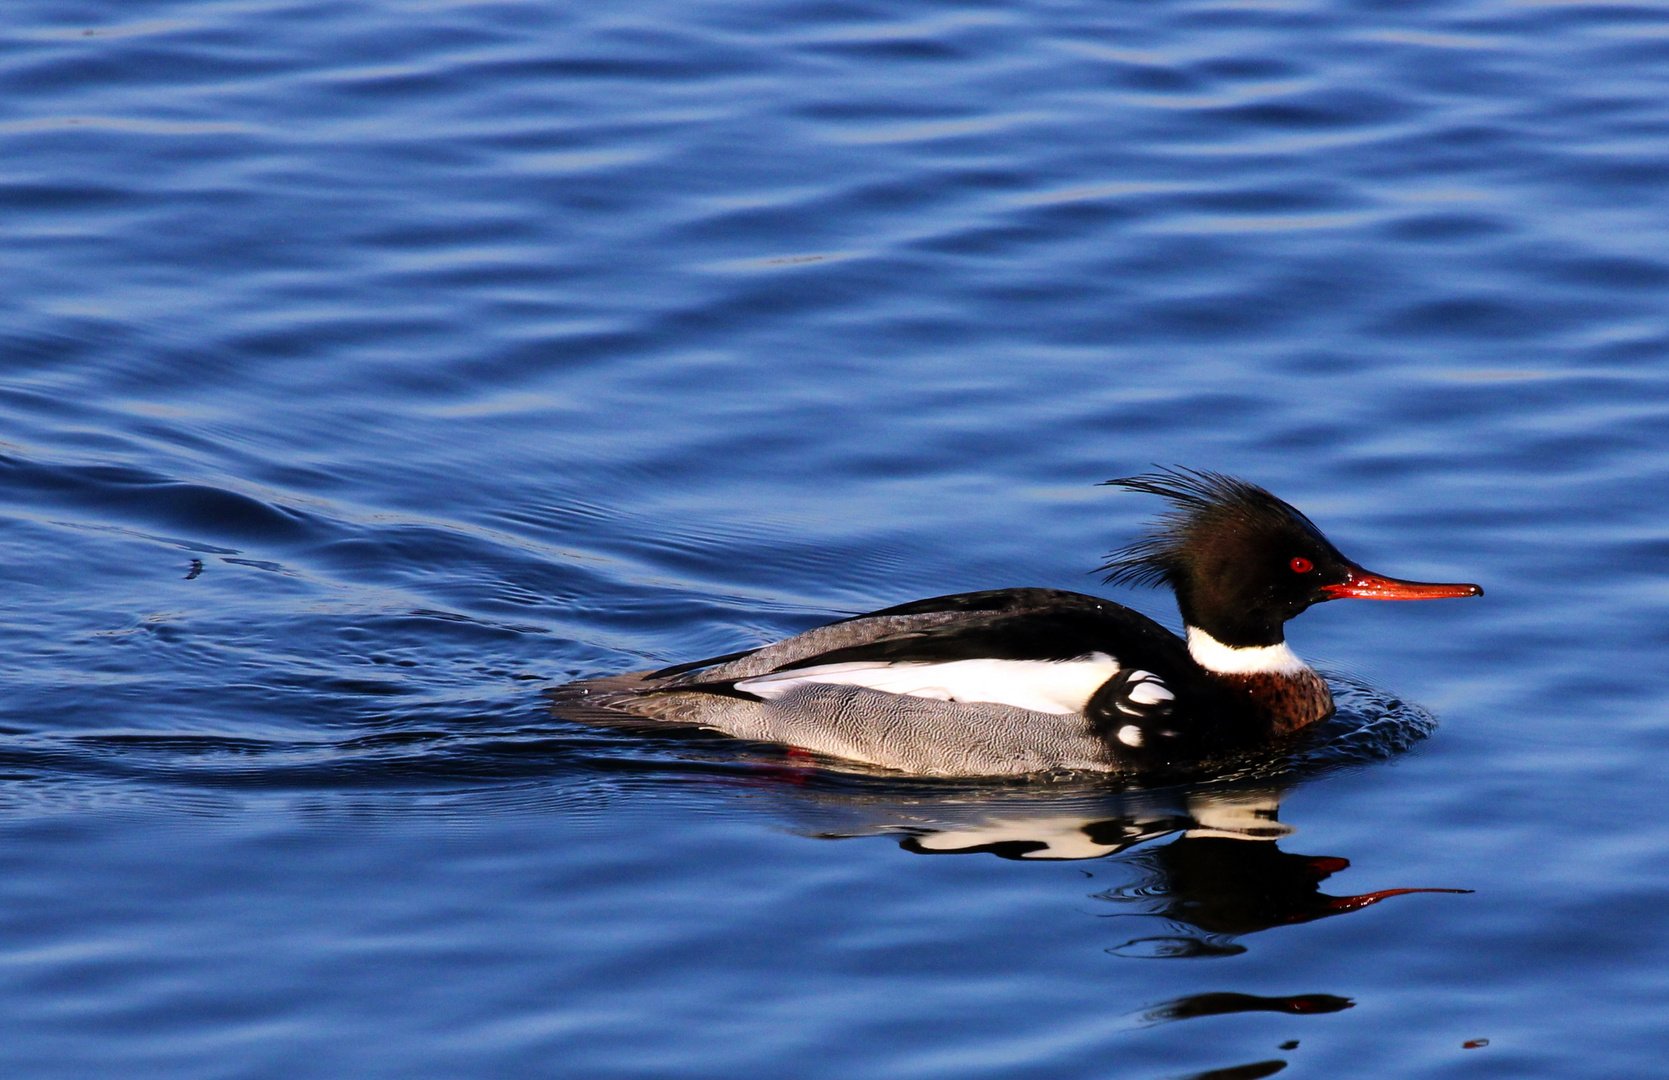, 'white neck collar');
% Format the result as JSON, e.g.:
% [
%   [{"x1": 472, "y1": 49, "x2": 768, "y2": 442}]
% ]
[{"x1": 1186, "y1": 626, "x2": 1310, "y2": 676}]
